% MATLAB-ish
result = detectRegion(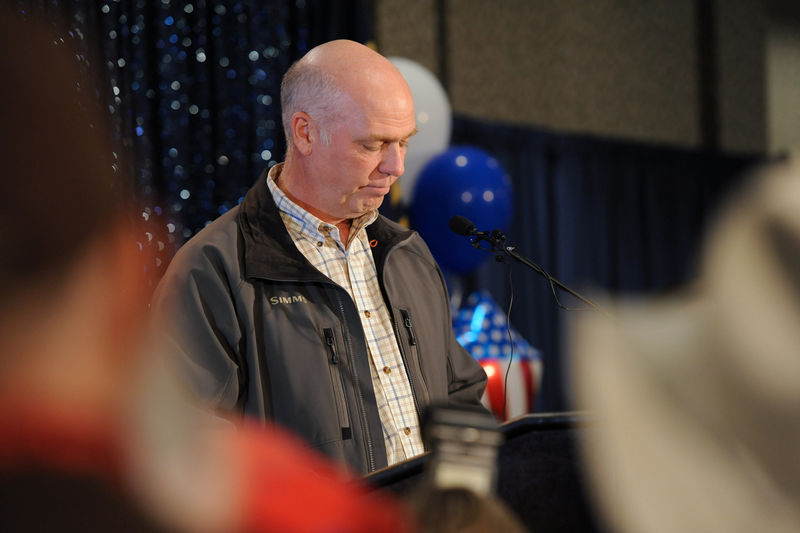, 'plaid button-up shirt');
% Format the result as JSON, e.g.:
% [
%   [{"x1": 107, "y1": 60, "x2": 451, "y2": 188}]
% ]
[{"x1": 267, "y1": 164, "x2": 424, "y2": 465}]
